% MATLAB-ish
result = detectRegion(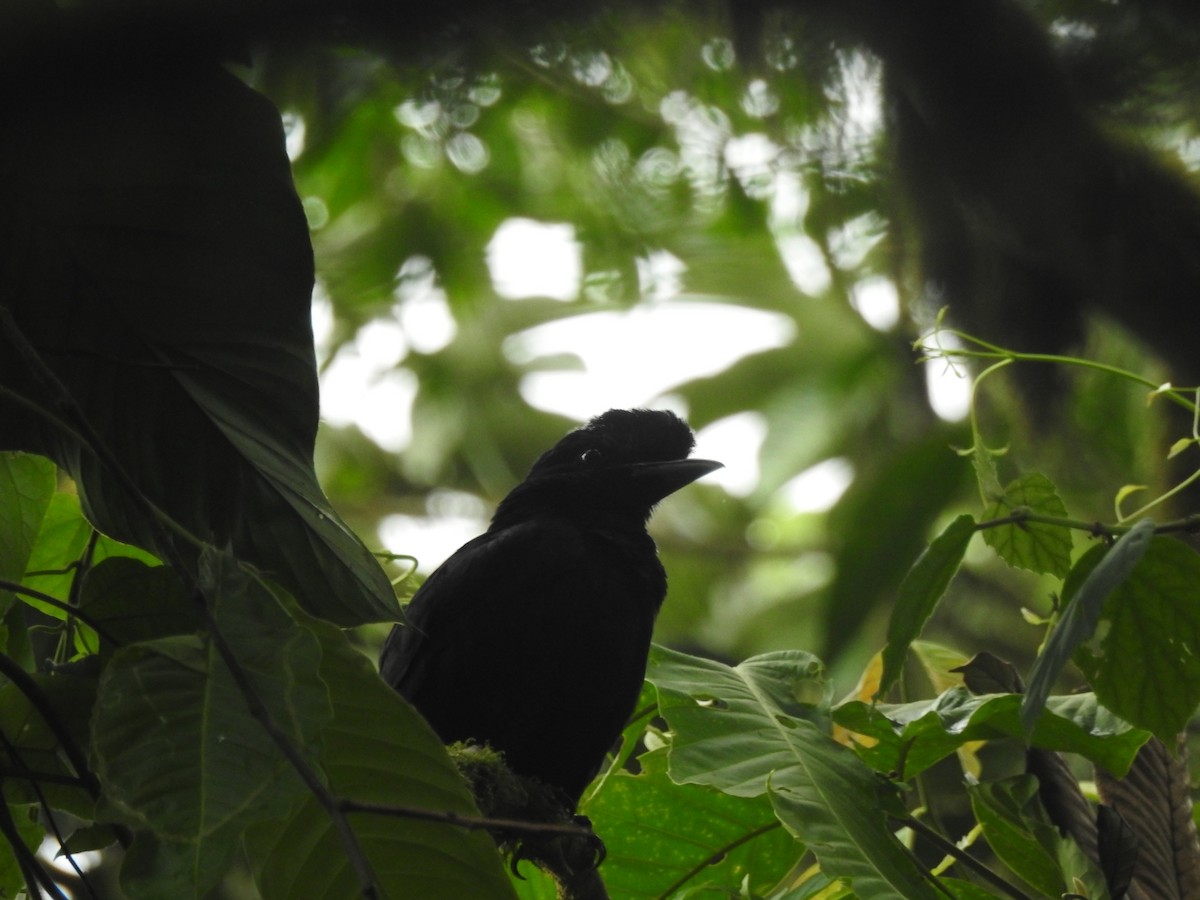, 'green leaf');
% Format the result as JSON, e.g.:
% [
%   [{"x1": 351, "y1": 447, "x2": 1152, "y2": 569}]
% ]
[
  {"x1": 646, "y1": 646, "x2": 942, "y2": 899},
  {"x1": 982, "y1": 471, "x2": 1073, "y2": 576},
  {"x1": 0, "y1": 804, "x2": 43, "y2": 899},
  {"x1": 835, "y1": 688, "x2": 1148, "y2": 780},
  {"x1": 1076, "y1": 534, "x2": 1200, "y2": 742},
  {"x1": 1021, "y1": 518, "x2": 1155, "y2": 734},
  {"x1": 877, "y1": 514, "x2": 975, "y2": 699},
  {"x1": 585, "y1": 750, "x2": 797, "y2": 900},
  {"x1": 79, "y1": 557, "x2": 201, "y2": 656},
  {"x1": 93, "y1": 554, "x2": 331, "y2": 899},
  {"x1": 1, "y1": 63, "x2": 395, "y2": 626},
  {"x1": 19, "y1": 489, "x2": 158, "y2": 618},
  {"x1": 243, "y1": 613, "x2": 515, "y2": 899},
  {"x1": 966, "y1": 776, "x2": 1066, "y2": 897},
  {"x1": 0, "y1": 452, "x2": 56, "y2": 609},
  {"x1": 0, "y1": 666, "x2": 100, "y2": 818}
]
